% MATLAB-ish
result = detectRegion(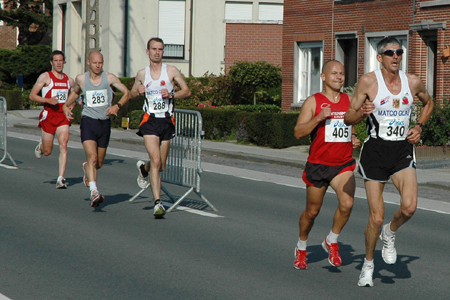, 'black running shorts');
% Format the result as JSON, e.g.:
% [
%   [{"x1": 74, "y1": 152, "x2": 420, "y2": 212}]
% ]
[
  {"x1": 358, "y1": 137, "x2": 416, "y2": 182},
  {"x1": 80, "y1": 116, "x2": 111, "y2": 148},
  {"x1": 302, "y1": 159, "x2": 356, "y2": 188},
  {"x1": 137, "y1": 115, "x2": 175, "y2": 141}
]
